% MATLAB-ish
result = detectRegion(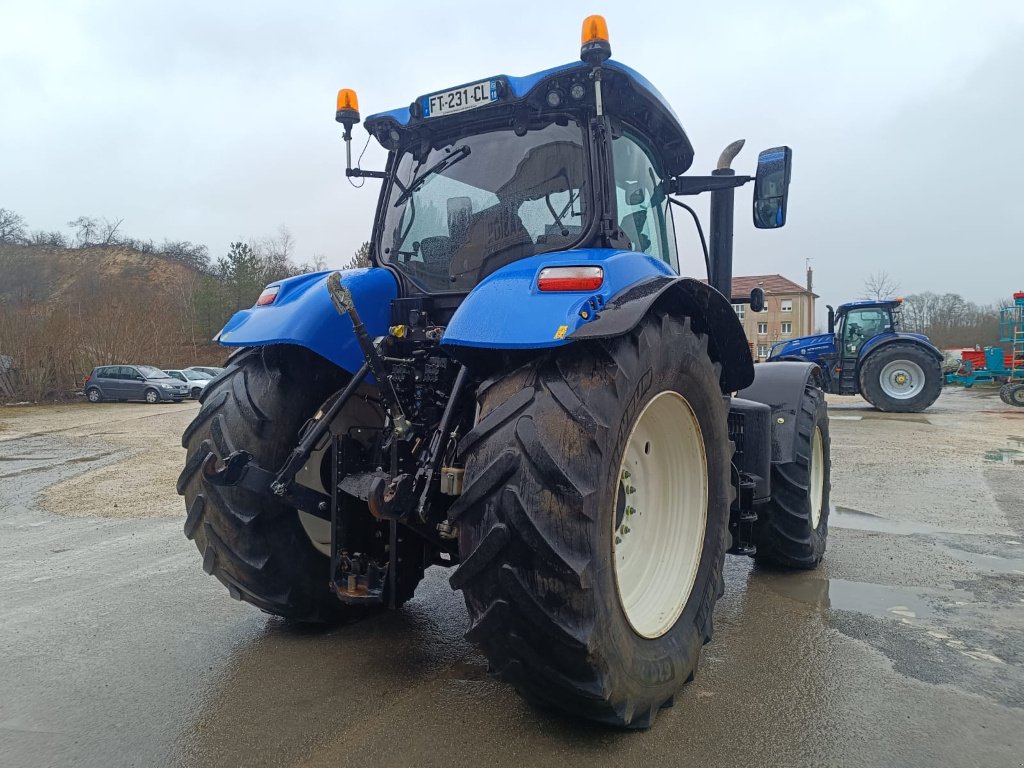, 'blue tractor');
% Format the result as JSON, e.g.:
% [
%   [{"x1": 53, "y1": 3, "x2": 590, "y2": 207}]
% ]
[
  {"x1": 179, "y1": 16, "x2": 832, "y2": 727},
  {"x1": 768, "y1": 298, "x2": 943, "y2": 412}
]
